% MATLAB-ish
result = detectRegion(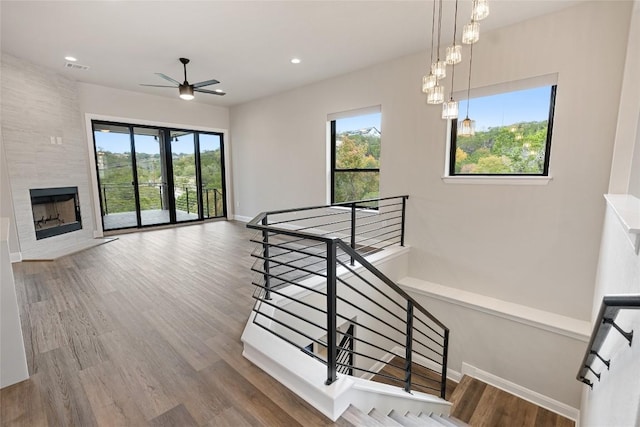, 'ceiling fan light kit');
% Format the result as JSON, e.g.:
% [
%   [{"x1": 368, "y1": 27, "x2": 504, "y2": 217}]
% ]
[
  {"x1": 179, "y1": 84, "x2": 194, "y2": 100},
  {"x1": 140, "y1": 57, "x2": 225, "y2": 100}
]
